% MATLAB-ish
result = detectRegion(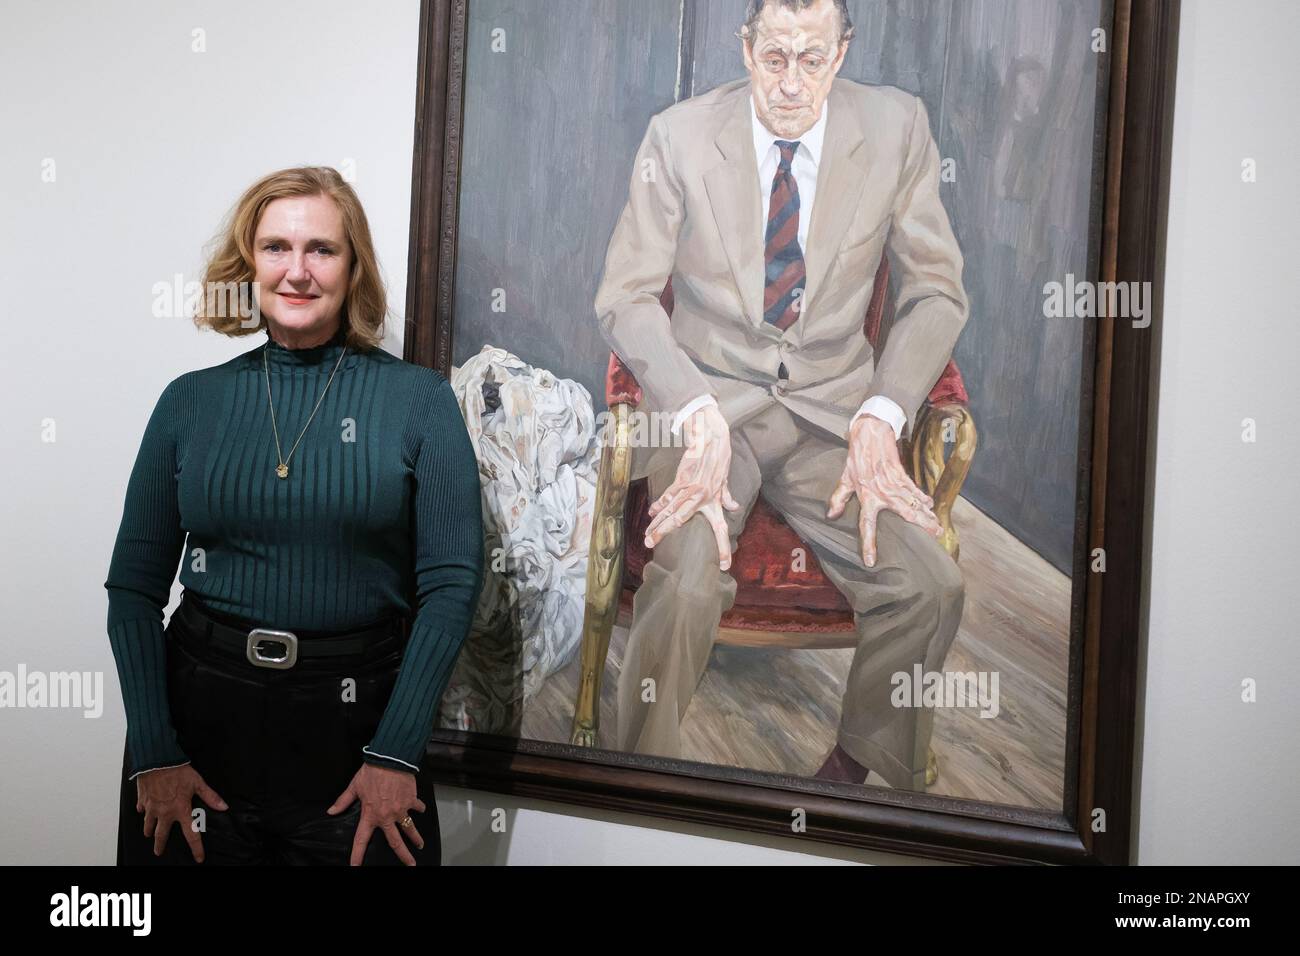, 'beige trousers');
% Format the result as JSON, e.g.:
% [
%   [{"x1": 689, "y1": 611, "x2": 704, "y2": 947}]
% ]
[{"x1": 615, "y1": 399, "x2": 965, "y2": 790}]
